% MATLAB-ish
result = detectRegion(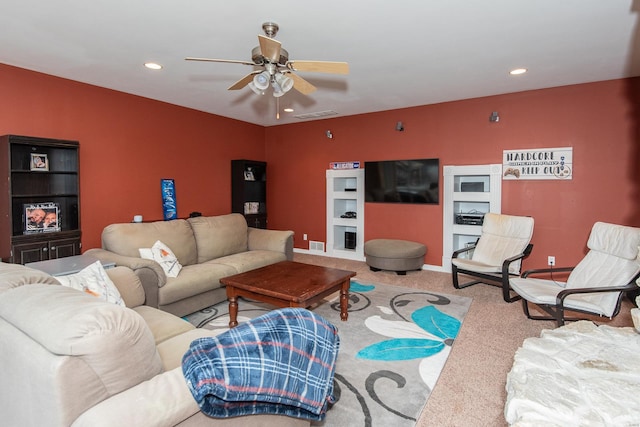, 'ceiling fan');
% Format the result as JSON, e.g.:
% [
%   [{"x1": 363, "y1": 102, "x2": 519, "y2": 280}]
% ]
[{"x1": 185, "y1": 22, "x2": 349, "y2": 98}]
